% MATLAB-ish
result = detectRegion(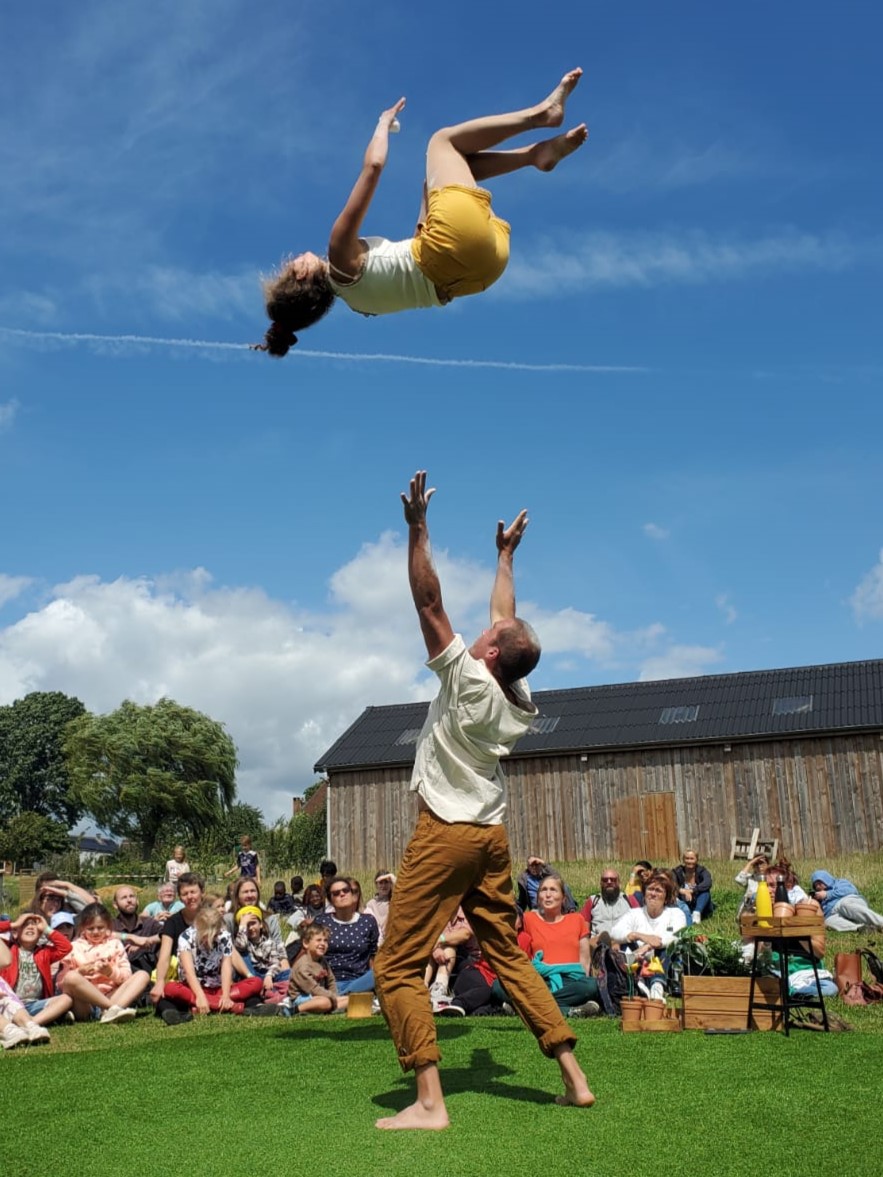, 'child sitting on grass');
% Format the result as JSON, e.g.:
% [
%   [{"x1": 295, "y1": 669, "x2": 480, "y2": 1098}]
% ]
[
  {"x1": 0, "y1": 912, "x2": 73, "y2": 1027},
  {"x1": 61, "y1": 903, "x2": 150, "y2": 1024},
  {"x1": 288, "y1": 922, "x2": 343, "y2": 1014},
  {"x1": 234, "y1": 904, "x2": 290, "y2": 1008},
  {"x1": 0, "y1": 940, "x2": 51, "y2": 1049},
  {"x1": 165, "y1": 902, "x2": 262, "y2": 1016}
]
